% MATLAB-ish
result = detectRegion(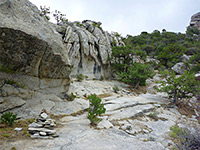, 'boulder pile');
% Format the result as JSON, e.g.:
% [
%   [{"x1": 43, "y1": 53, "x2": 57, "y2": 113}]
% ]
[{"x1": 28, "y1": 110, "x2": 58, "y2": 139}]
